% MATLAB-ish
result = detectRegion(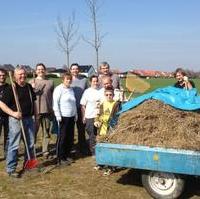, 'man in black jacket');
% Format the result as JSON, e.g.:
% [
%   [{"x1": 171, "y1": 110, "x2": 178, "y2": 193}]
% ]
[{"x1": 0, "y1": 69, "x2": 9, "y2": 158}]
